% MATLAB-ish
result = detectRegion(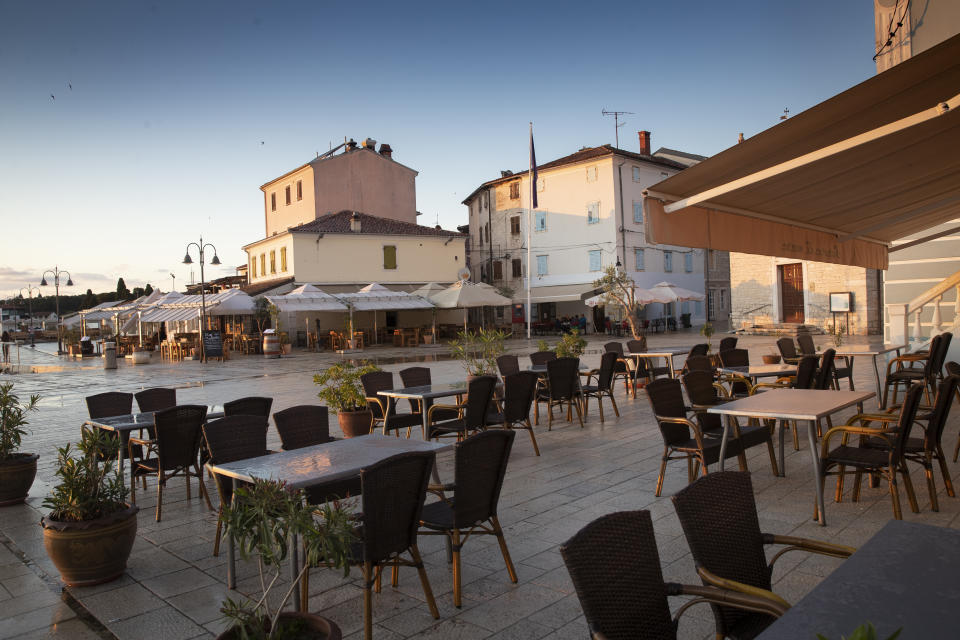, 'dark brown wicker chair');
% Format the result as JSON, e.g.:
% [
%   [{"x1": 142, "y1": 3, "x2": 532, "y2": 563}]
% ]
[
  {"x1": 718, "y1": 336, "x2": 738, "y2": 352},
  {"x1": 672, "y1": 472, "x2": 853, "y2": 640},
  {"x1": 302, "y1": 451, "x2": 439, "y2": 640},
  {"x1": 486, "y1": 371, "x2": 541, "y2": 455},
  {"x1": 776, "y1": 338, "x2": 801, "y2": 365},
  {"x1": 561, "y1": 509, "x2": 788, "y2": 640},
  {"x1": 272, "y1": 405, "x2": 332, "y2": 450},
  {"x1": 604, "y1": 341, "x2": 636, "y2": 397},
  {"x1": 223, "y1": 396, "x2": 273, "y2": 417},
  {"x1": 718, "y1": 349, "x2": 753, "y2": 397},
  {"x1": 425, "y1": 375, "x2": 497, "y2": 441},
  {"x1": 768, "y1": 355, "x2": 820, "y2": 454},
  {"x1": 883, "y1": 334, "x2": 945, "y2": 408},
  {"x1": 134, "y1": 388, "x2": 177, "y2": 413},
  {"x1": 529, "y1": 350, "x2": 557, "y2": 366},
  {"x1": 419, "y1": 430, "x2": 517, "y2": 607},
  {"x1": 646, "y1": 378, "x2": 744, "y2": 496},
  {"x1": 677, "y1": 343, "x2": 710, "y2": 376},
  {"x1": 202, "y1": 415, "x2": 268, "y2": 556},
  {"x1": 86, "y1": 392, "x2": 133, "y2": 419},
  {"x1": 581, "y1": 351, "x2": 620, "y2": 423},
  {"x1": 362, "y1": 371, "x2": 421, "y2": 438},
  {"x1": 128, "y1": 405, "x2": 212, "y2": 521},
  {"x1": 818, "y1": 382, "x2": 924, "y2": 520},
  {"x1": 496, "y1": 354, "x2": 520, "y2": 378},
  {"x1": 796, "y1": 333, "x2": 816, "y2": 355},
  {"x1": 399, "y1": 367, "x2": 458, "y2": 422},
  {"x1": 684, "y1": 355, "x2": 715, "y2": 377},
  {"x1": 627, "y1": 338, "x2": 668, "y2": 383},
  {"x1": 544, "y1": 357, "x2": 584, "y2": 429}
]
